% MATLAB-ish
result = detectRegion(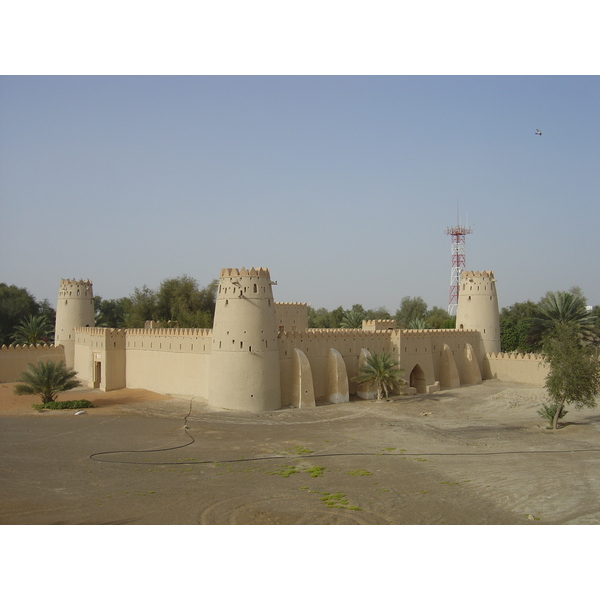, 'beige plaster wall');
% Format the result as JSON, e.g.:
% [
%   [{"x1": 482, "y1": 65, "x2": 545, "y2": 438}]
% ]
[
  {"x1": 125, "y1": 329, "x2": 212, "y2": 398},
  {"x1": 275, "y1": 302, "x2": 308, "y2": 332},
  {"x1": 486, "y1": 353, "x2": 549, "y2": 386},
  {"x1": 0, "y1": 344, "x2": 65, "y2": 383}
]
